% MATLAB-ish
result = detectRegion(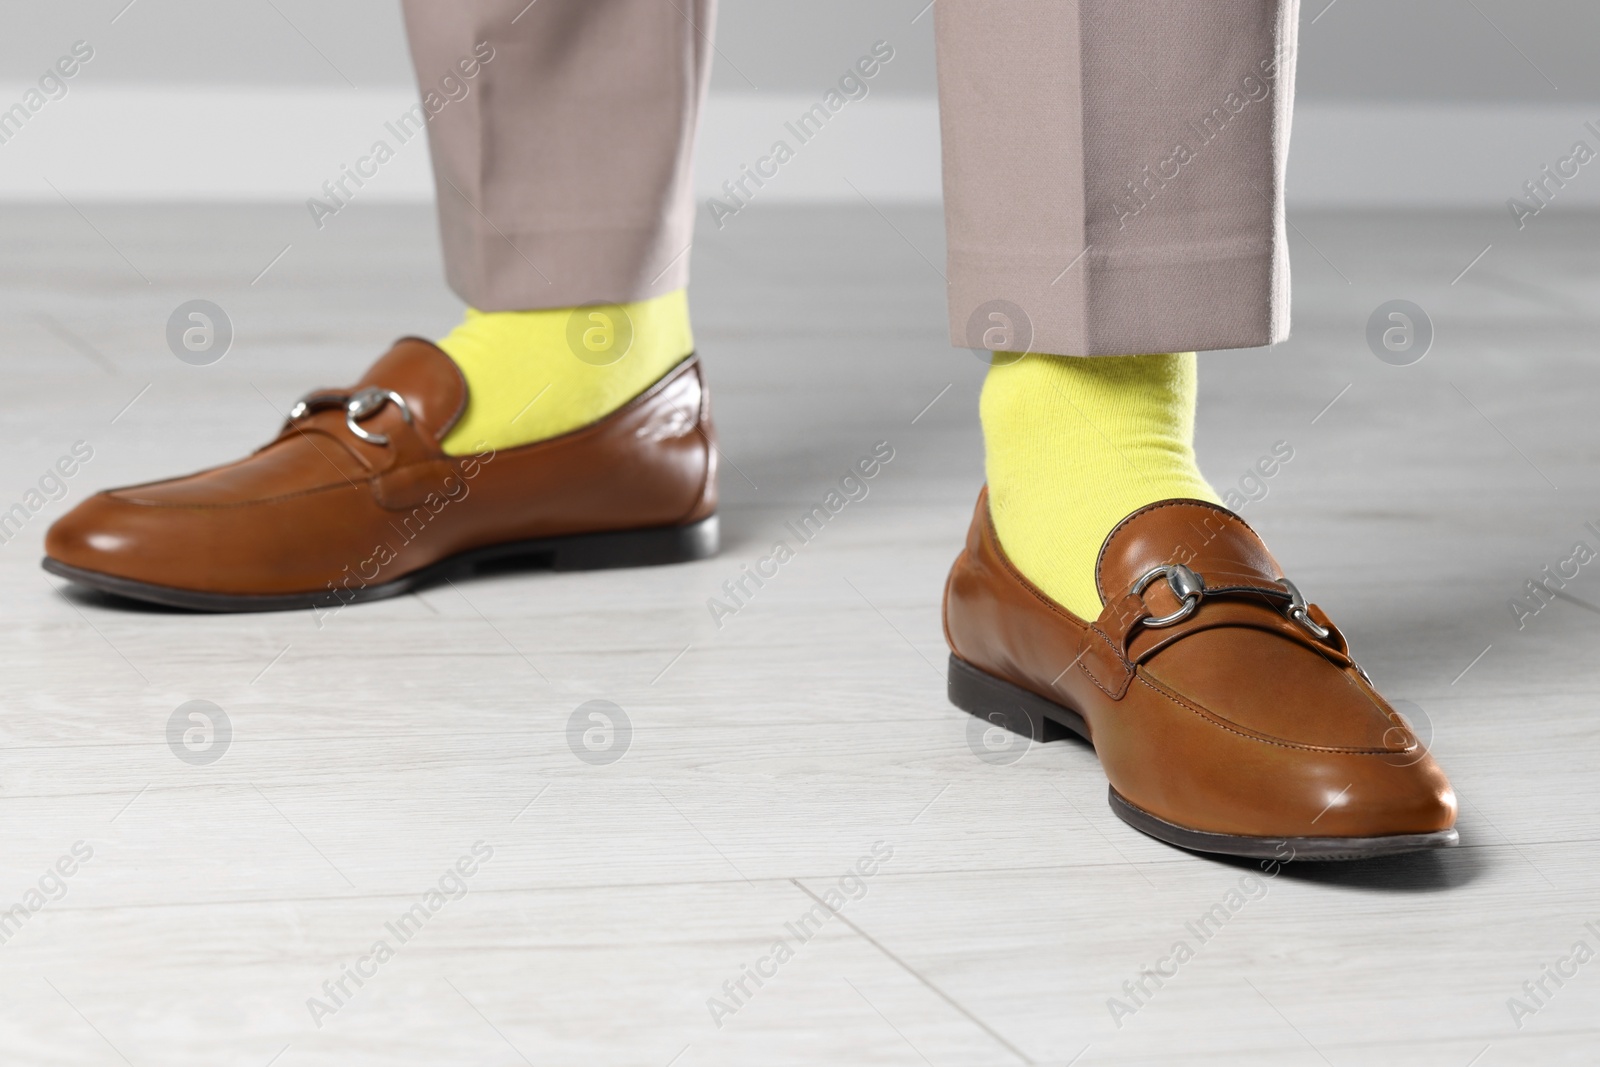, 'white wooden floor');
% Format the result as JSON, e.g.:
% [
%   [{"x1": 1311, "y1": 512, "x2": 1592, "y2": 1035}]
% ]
[{"x1": 2, "y1": 202, "x2": 1599, "y2": 1065}]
